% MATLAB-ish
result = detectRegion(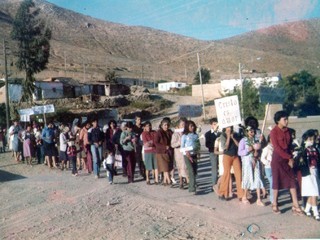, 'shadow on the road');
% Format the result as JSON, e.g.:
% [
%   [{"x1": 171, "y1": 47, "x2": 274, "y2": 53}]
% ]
[{"x1": 0, "y1": 169, "x2": 26, "y2": 182}]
